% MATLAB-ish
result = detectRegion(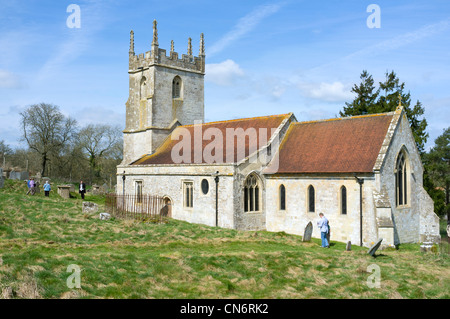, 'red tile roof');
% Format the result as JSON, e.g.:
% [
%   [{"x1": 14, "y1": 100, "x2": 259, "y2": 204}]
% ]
[
  {"x1": 265, "y1": 113, "x2": 394, "y2": 174},
  {"x1": 132, "y1": 114, "x2": 291, "y2": 165}
]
